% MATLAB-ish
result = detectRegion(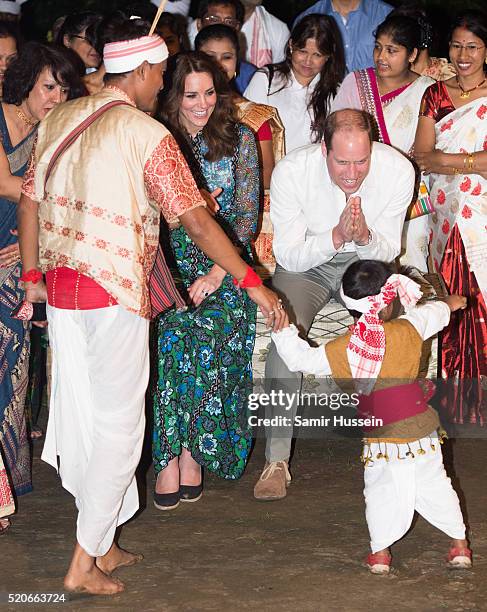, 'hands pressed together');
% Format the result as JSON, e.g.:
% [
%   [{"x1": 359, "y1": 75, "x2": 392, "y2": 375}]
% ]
[{"x1": 333, "y1": 196, "x2": 370, "y2": 249}]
